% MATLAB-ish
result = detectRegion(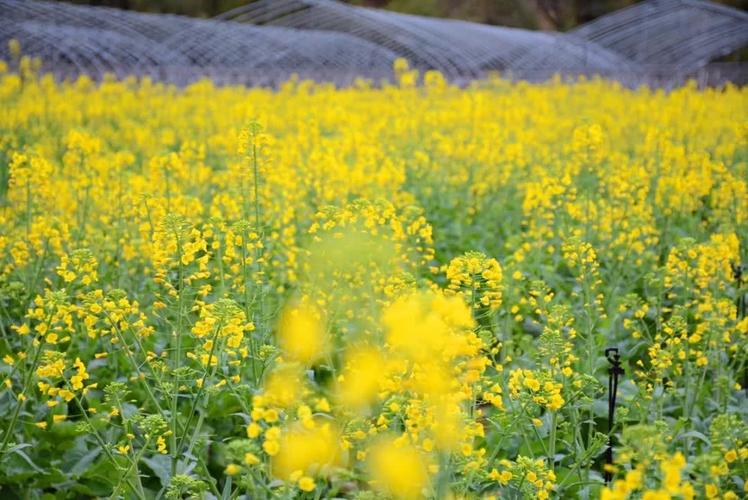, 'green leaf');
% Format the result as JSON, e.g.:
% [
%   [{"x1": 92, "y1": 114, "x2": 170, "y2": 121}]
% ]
[
  {"x1": 221, "y1": 475, "x2": 232, "y2": 500},
  {"x1": 679, "y1": 430, "x2": 710, "y2": 446},
  {"x1": 71, "y1": 476, "x2": 115, "y2": 497},
  {"x1": 7, "y1": 445, "x2": 44, "y2": 473},
  {"x1": 141, "y1": 454, "x2": 171, "y2": 488},
  {"x1": 70, "y1": 447, "x2": 102, "y2": 478}
]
